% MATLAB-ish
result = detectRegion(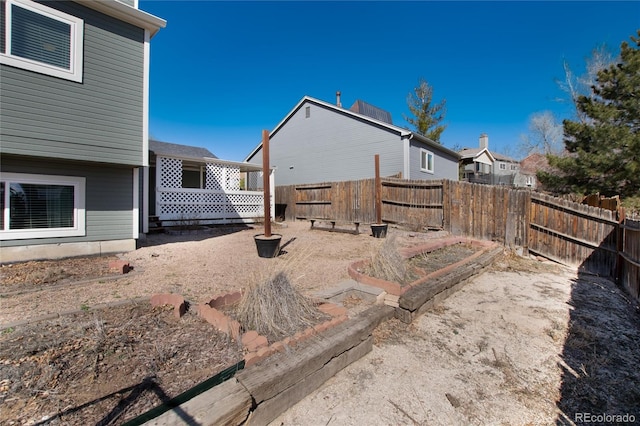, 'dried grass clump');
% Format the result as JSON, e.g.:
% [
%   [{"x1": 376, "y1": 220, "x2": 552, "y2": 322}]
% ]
[
  {"x1": 236, "y1": 249, "x2": 326, "y2": 341},
  {"x1": 367, "y1": 234, "x2": 407, "y2": 284}
]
